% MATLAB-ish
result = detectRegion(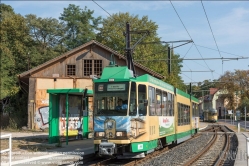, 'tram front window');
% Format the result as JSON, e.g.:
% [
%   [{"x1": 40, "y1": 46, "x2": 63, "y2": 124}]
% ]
[{"x1": 94, "y1": 82, "x2": 130, "y2": 116}]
